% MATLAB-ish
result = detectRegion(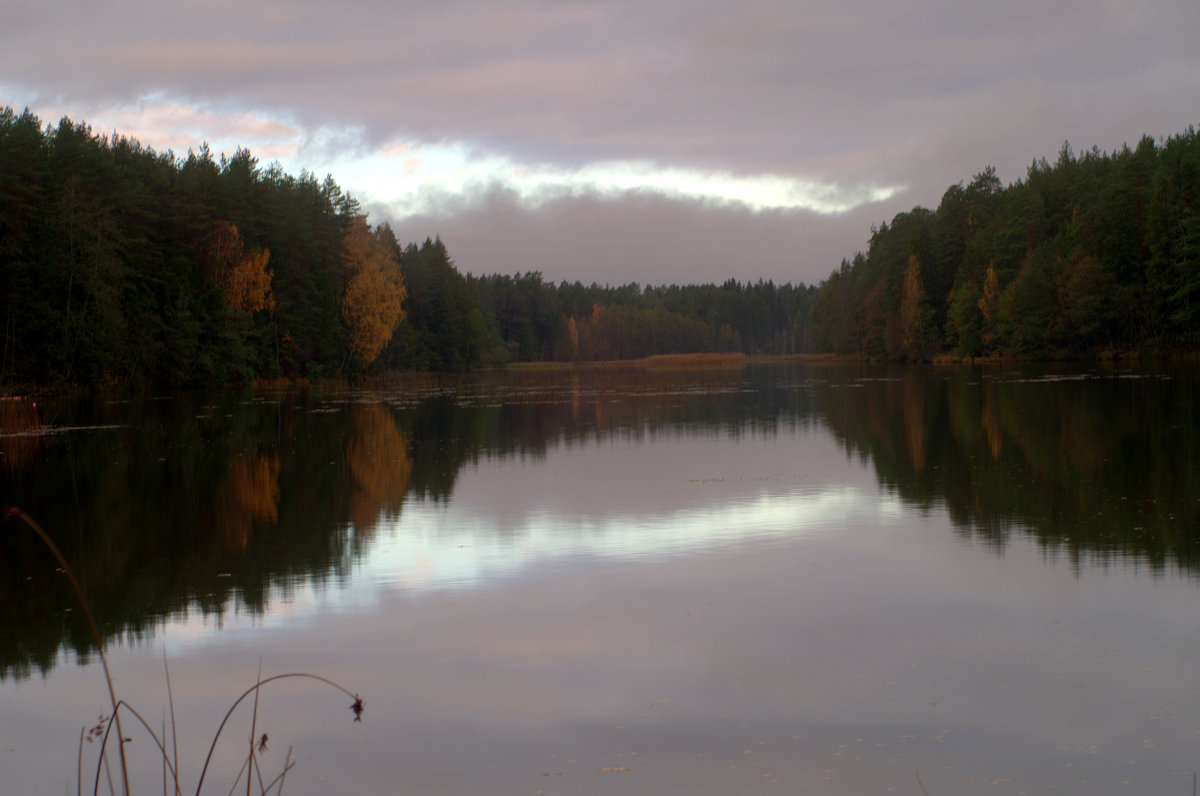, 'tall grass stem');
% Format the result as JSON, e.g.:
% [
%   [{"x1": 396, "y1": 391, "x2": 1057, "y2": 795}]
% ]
[{"x1": 4, "y1": 506, "x2": 132, "y2": 795}]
